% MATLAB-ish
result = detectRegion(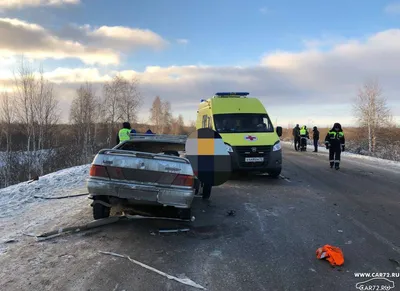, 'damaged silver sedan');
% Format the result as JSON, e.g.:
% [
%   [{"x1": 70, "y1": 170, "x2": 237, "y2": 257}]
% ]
[{"x1": 87, "y1": 134, "x2": 198, "y2": 220}]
